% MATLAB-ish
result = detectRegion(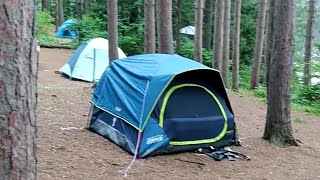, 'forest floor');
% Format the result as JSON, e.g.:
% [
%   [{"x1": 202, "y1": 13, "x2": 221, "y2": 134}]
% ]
[{"x1": 37, "y1": 48, "x2": 320, "y2": 180}]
